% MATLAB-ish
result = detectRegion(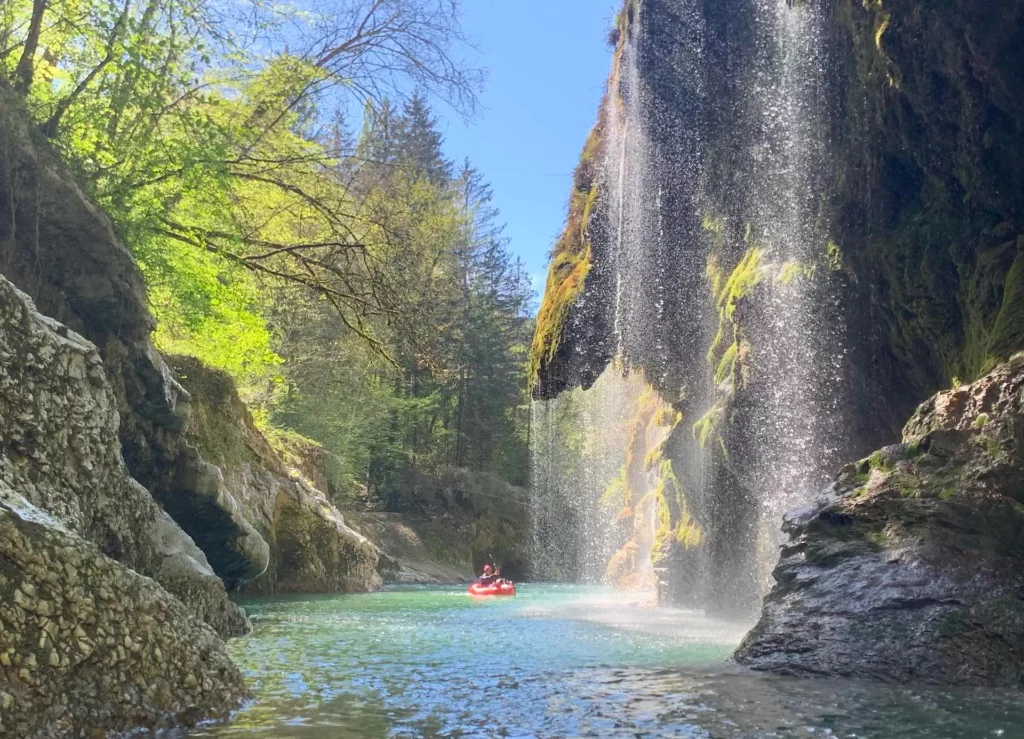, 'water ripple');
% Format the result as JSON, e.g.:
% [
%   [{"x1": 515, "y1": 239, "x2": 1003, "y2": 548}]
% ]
[{"x1": 181, "y1": 586, "x2": 1024, "y2": 739}]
